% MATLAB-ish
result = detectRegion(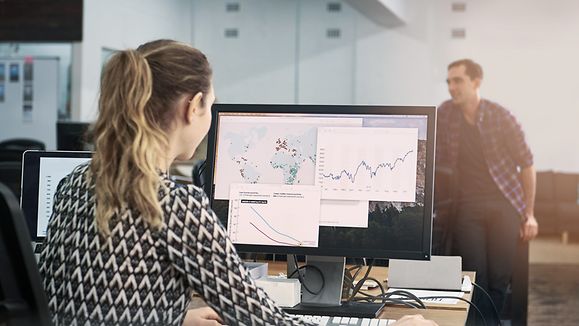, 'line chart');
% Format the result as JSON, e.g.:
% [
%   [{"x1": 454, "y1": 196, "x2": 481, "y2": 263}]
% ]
[
  {"x1": 321, "y1": 149, "x2": 414, "y2": 183},
  {"x1": 227, "y1": 183, "x2": 321, "y2": 247},
  {"x1": 315, "y1": 127, "x2": 419, "y2": 202},
  {"x1": 248, "y1": 206, "x2": 302, "y2": 245}
]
